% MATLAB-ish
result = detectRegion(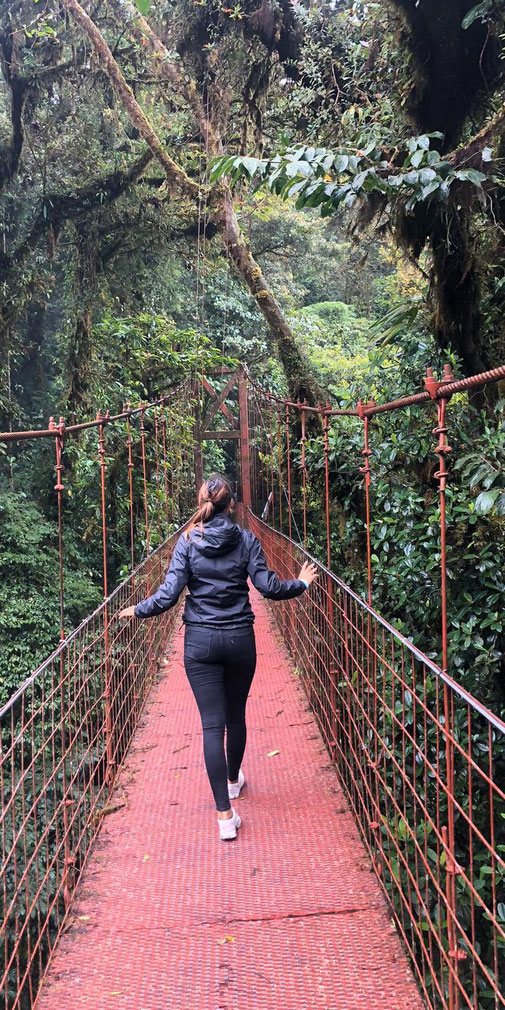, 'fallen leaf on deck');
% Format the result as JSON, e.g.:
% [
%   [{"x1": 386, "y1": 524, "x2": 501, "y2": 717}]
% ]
[
  {"x1": 77, "y1": 915, "x2": 91, "y2": 921},
  {"x1": 217, "y1": 935, "x2": 235, "y2": 944},
  {"x1": 142, "y1": 853, "x2": 150, "y2": 861},
  {"x1": 267, "y1": 749, "x2": 280, "y2": 757}
]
